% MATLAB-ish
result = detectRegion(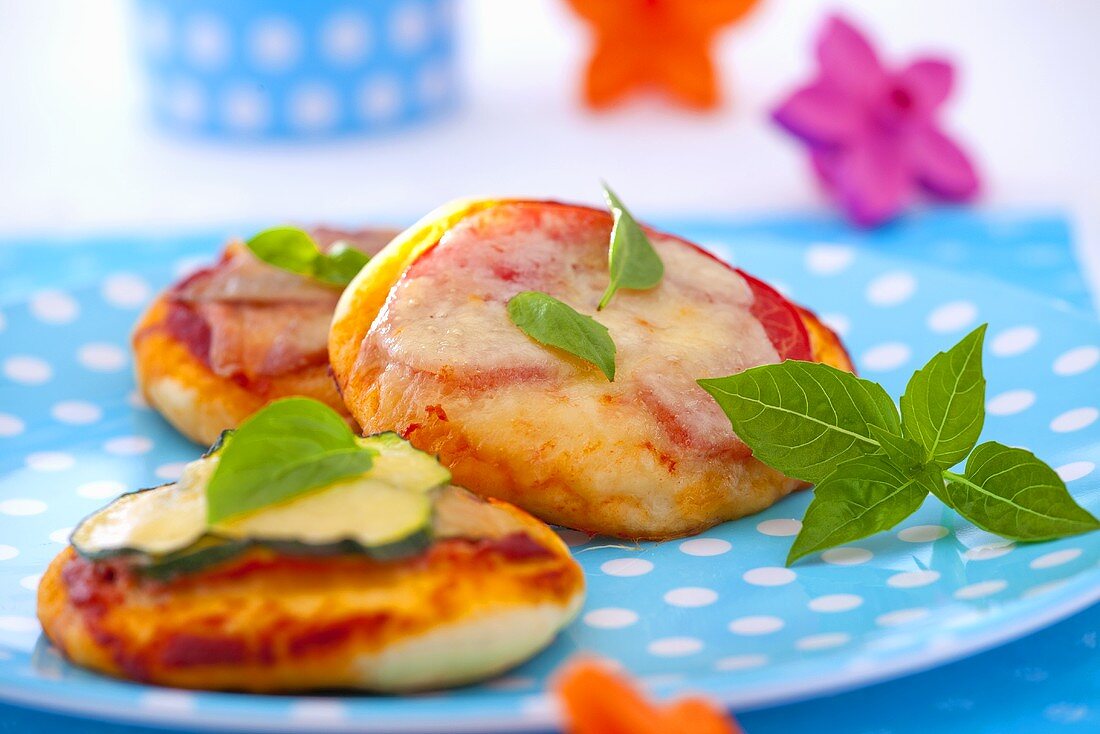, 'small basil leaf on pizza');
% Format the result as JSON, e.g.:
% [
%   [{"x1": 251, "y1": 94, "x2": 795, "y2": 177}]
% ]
[
  {"x1": 206, "y1": 398, "x2": 376, "y2": 522},
  {"x1": 507, "y1": 290, "x2": 617, "y2": 381},
  {"x1": 246, "y1": 227, "x2": 369, "y2": 287},
  {"x1": 598, "y1": 184, "x2": 664, "y2": 310}
]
